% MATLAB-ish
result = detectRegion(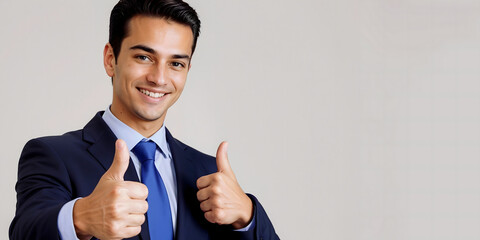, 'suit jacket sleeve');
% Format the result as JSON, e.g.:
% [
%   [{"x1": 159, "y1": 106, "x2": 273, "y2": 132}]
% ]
[
  {"x1": 249, "y1": 194, "x2": 280, "y2": 240},
  {"x1": 211, "y1": 194, "x2": 279, "y2": 240},
  {"x1": 9, "y1": 138, "x2": 73, "y2": 240}
]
